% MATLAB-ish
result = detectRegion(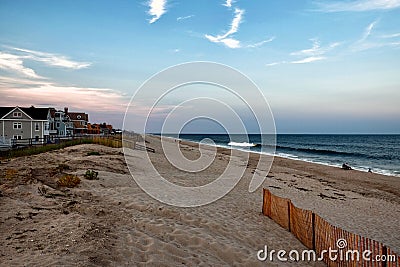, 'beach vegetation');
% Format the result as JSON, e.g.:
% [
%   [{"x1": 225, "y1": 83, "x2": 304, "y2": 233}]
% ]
[
  {"x1": 57, "y1": 174, "x2": 81, "y2": 188},
  {"x1": 4, "y1": 169, "x2": 18, "y2": 180},
  {"x1": 84, "y1": 169, "x2": 99, "y2": 180},
  {"x1": 0, "y1": 136, "x2": 122, "y2": 160}
]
